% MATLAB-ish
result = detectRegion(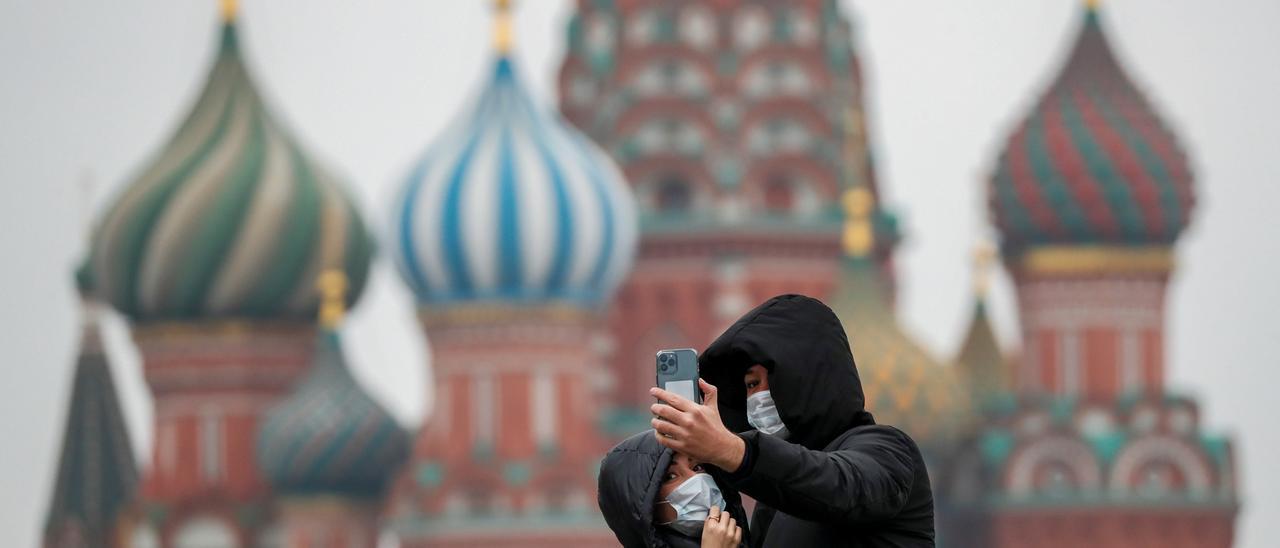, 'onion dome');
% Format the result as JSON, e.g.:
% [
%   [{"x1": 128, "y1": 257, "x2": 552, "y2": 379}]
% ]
[
  {"x1": 989, "y1": 2, "x2": 1194, "y2": 251},
  {"x1": 257, "y1": 272, "x2": 409, "y2": 499},
  {"x1": 89, "y1": 5, "x2": 373, "y2": 322},
  {"x1": 831, "y1": 188, "x2": 972, "y2": 447},
  {"x1": 390, "y1": 2, "x2": 637, "y2": 308}
]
